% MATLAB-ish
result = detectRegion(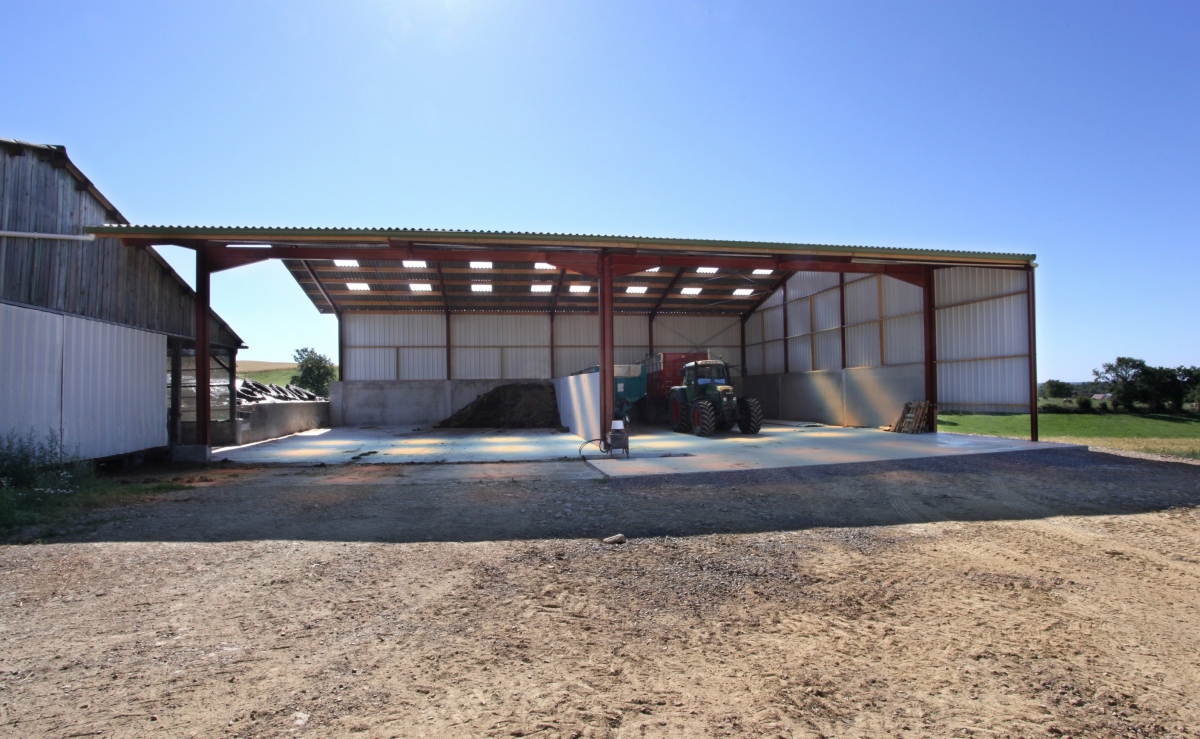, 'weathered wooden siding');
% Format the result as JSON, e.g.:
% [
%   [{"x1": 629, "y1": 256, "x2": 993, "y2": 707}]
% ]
[{"x1": 0, "y1": 141, "x2": 241, "y2": 348}]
